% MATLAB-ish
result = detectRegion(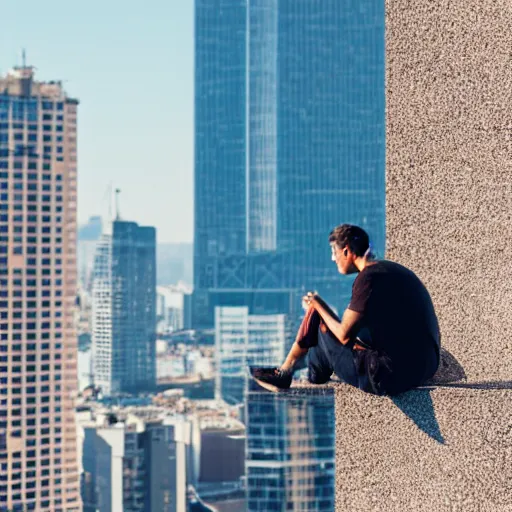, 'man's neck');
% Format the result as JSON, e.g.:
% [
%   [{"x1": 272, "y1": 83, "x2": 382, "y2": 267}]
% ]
[{"x1": 354, "y1": 257, "x2": 377, "y2": 273}]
